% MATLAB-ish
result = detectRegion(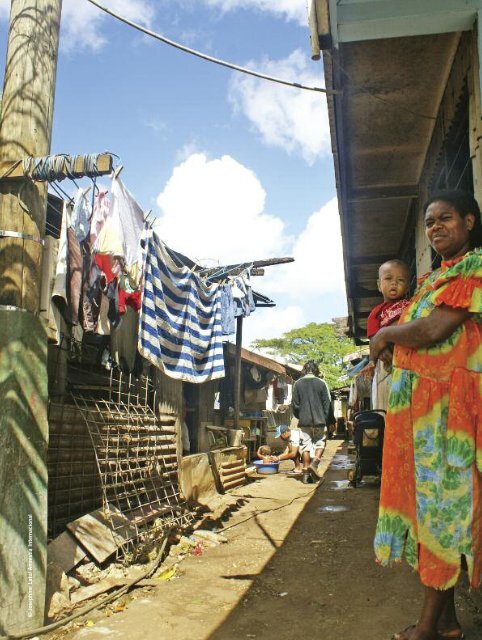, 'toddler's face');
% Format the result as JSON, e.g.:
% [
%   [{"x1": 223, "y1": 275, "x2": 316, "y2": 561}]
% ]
[{"x1": 377, "y1": 264, "x2": 409, "y2": 301}]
